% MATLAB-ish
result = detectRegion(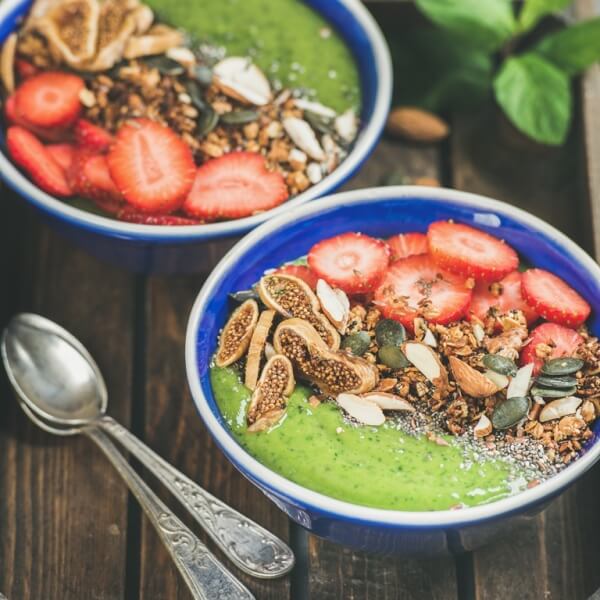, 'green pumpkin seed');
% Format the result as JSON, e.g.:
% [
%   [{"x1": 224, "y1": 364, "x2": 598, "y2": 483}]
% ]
[
  {"x1": 375, "y1": 319, "x2": 406, "y2": 348},
  {"x1": 197, "y1": 107, "x2": 219, "y2": 136},
  {"x1": 229, "y1": 289, "x2": 260, "y2": 303},
  {"x1": 142, "y1": 55, "x2": 185, "y2": 76},
  {"x1": 541, "y1": 357, "x2": 584, "y2": 376},
  {"x1": 492, "y1": 396, "x2": 530, "y2": 430},
  {"x1": 341, "y1": 331, "x2": 371, "y2": 357},
  {"x1": 185, "y1": 80, "x2": 209, "y2": 111},
  {"x1": 535, "y1": 375, "x2": 578, "y2": 389},
  {"x1": 304, "y1": 110, "x2": 334, "y2": 135},
  {"x1": 482, "y1": 354, "x2": 517, "y2": 376},
  {"x1": 530, "y1": 386, "x2": 577, "y2": 399},
  {"x1": 378, "y1": 345, "x2": 410, "y2": 369},
  {"x1": 192, "y1": 64, "x2": 213, "y2": 87},
  {"x1": 220, "y1": 110, "x2": 260, "y2": 125}
]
